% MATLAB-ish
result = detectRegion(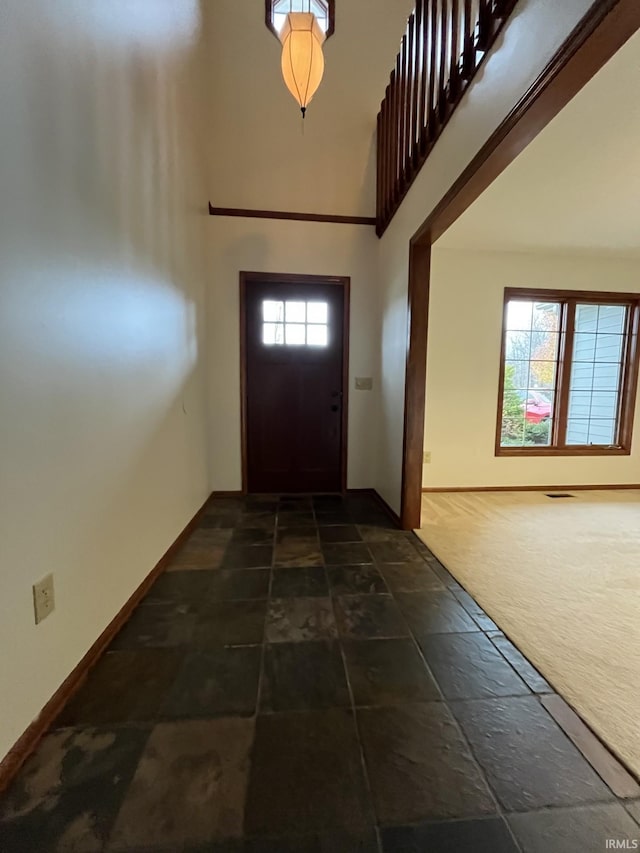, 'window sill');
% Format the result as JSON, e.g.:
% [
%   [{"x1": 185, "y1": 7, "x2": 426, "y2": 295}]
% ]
[{"x1": 496, "y1": 446, "x2": 631, "y2": 458}]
